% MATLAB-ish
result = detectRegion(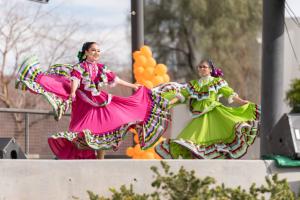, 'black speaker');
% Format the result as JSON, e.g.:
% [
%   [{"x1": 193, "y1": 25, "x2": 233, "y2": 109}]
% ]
[
  {"x1": 268, "y1": 114, "x2": 300, "y2": 159},
  {"x1": 0, "y1": 137, "x2": 26, "y2": 159}
]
